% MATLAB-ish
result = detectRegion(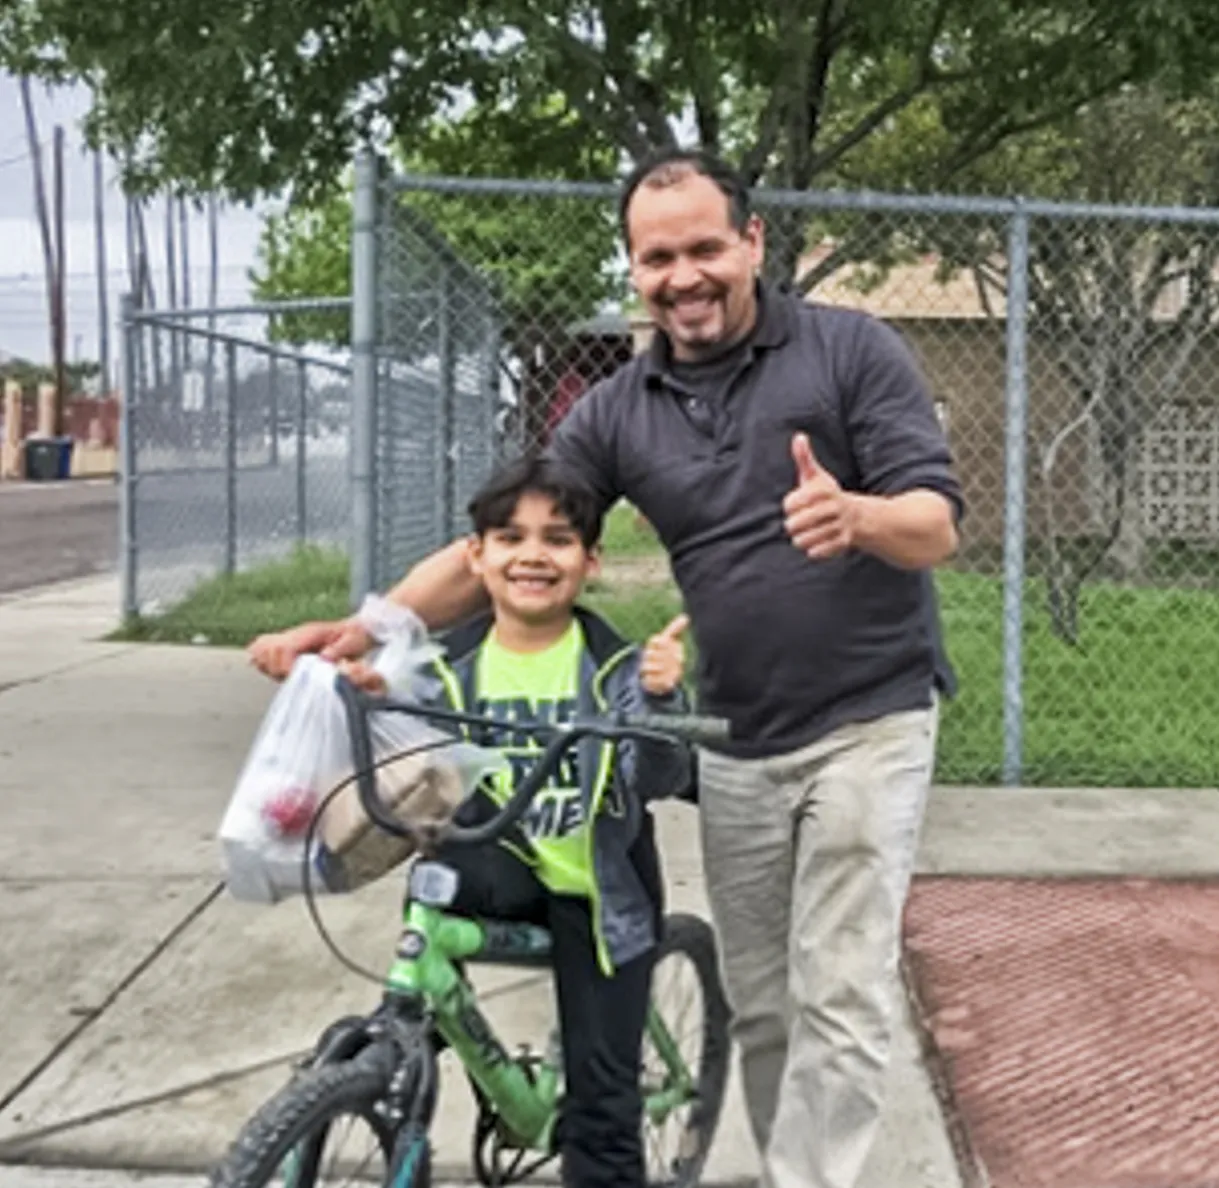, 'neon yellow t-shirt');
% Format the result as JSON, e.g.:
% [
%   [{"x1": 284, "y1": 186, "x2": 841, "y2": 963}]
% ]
[{"x1": 475, "y1": 621, "x2": 594, "y2": 897}]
